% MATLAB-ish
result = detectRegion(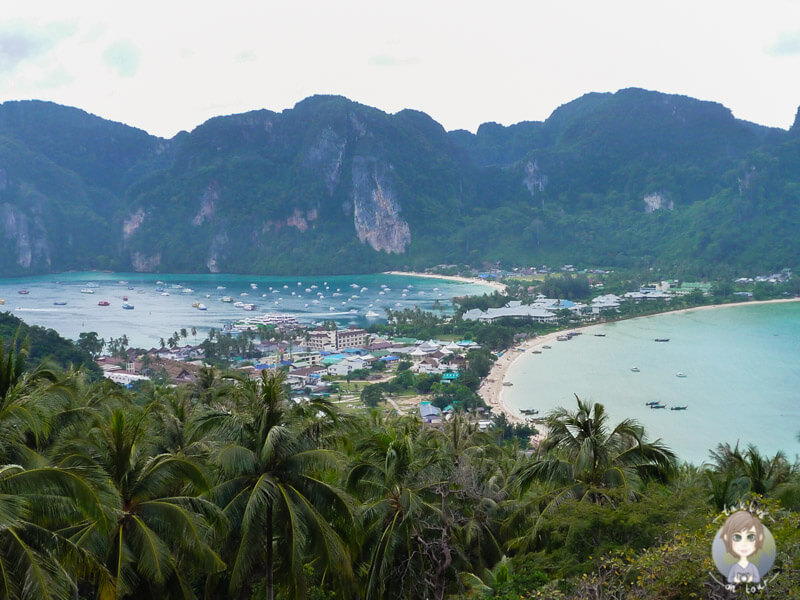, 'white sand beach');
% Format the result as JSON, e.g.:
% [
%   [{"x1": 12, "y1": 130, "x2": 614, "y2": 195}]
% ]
[{"x1": 384, "y1": 270, "x2": 507, "y2": 294}]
